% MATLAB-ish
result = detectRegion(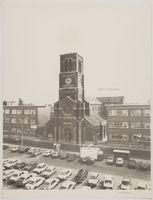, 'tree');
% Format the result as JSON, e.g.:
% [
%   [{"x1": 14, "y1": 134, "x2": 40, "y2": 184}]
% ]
[{"x1": 18, "y1": 98, "x2": 23, "y2": 105}]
